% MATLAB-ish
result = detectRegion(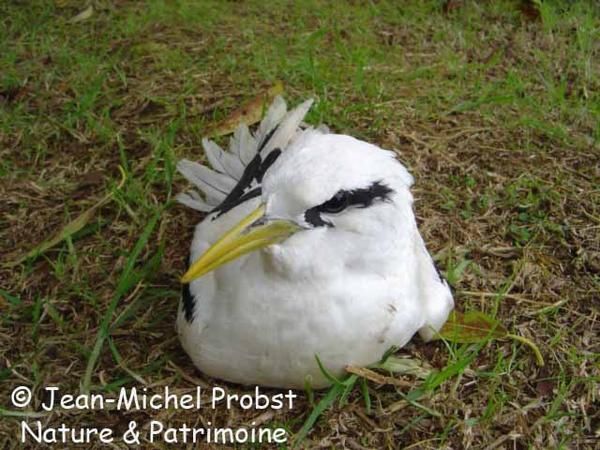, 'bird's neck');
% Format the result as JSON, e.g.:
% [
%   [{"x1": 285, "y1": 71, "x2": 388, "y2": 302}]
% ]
[{"x1": 257, "y1": 232, "x2": 410, "y2": 281}]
